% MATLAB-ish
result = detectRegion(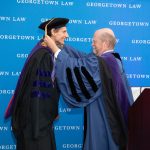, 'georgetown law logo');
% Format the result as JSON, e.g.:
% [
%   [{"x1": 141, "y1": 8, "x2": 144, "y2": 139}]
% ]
[
  {"x1": 41, "y1": 18, "x2": 97, "y2": 25},
  {"x1": 0, "y1": 126, "x2": 9, "y2": 132},
  {"x1": 0, "y1": 145, "x2": 16, "y2": 150},
  {"x1": 16, "y1": 53, "x2": 29, "y2": 59},
  {"x1": 65, "y1": 37, "x2": 92, "y2": 43},
  {"x1": 109, "y1": 21, "x2": 149, "y2": 27},
  {"x1": 86, "y1": 2, "x2": 142, "y2": 9},
  {"x1": 0, "y1": 34, "x2": 35, "y2": 40},
  {"x1": 0, "y1": 16, "x2": 26, "y2": 22},
  {"x1": 16, "y1": 0, "x2": 74, "y2": 6},
  {"x1": 0, "y1": 71, "x2": 21, "y2": 76},
  {"x1": 0, "y1": 90, "x2": 14, "y2": 95},
  {"x1": 69, "y1": 19, "x2": 96, "y2": 25},
  {"x1": 54, "y1": 126, "x2": 81, "y2": 131},
  {"x1": 121, "y1": 56, "x2": 142, "y2": 62},
  {"x1": 127, "y1": 74, "x2": 150, "y2": 79},
  {"x1": 132, "y1": 39, "x2": 150, "y2": 45},
  {"x1": 66, "y1": 37, "x2": 119, "y2": 43},
  {"x1": 59, "y1": 107, "x2": 72, "y2": 113},
  {"x1": 62, "y1": 144, "x2": 82, "y2": 149}
]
